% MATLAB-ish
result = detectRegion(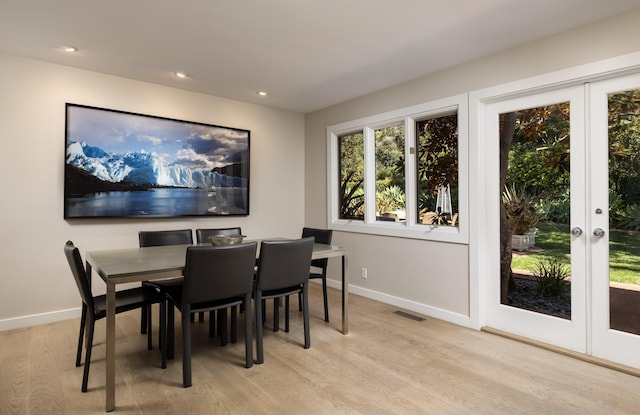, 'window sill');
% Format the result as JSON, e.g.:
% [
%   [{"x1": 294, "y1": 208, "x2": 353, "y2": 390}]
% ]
[{"x1": 330, "y1": 220, "x2": 468, "y2": 244}]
